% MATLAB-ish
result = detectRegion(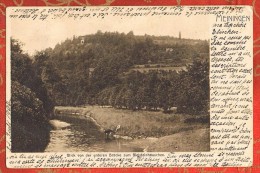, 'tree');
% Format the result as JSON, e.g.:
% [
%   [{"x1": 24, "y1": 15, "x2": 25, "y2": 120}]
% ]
[
  {"x1": 157, "y1": 78, "x2": 171, "y2": 112},
  {"x1": 114, "y1": 87, "x2": 127, "y2": 108},
  {"x1": 175, "y1": 60, "x2": 209, "y2": 114},
  {"x1": 11, "y1": 39, "x2": 33, "y2": 84},
  {"x1": 143, "y1": 71, "x2": 159, "y2": 110},
  {"x1": 124, "y1": 88, "x2": 135, "y2": 110},
  {"x1": 30, "y1": 51, "x2": 55, "y2": 115},
  {"x1": 135, "y1": 86, "x2": 145, "y2": 110}
]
